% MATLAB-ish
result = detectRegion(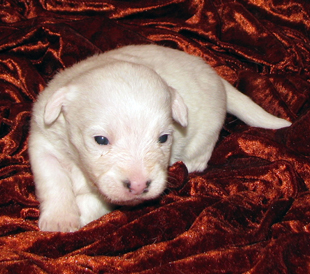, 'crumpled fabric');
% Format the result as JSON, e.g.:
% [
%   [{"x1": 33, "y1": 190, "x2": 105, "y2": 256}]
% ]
[{"x1": 1, "y1": 0, "x2": 310, "y2": 273}]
